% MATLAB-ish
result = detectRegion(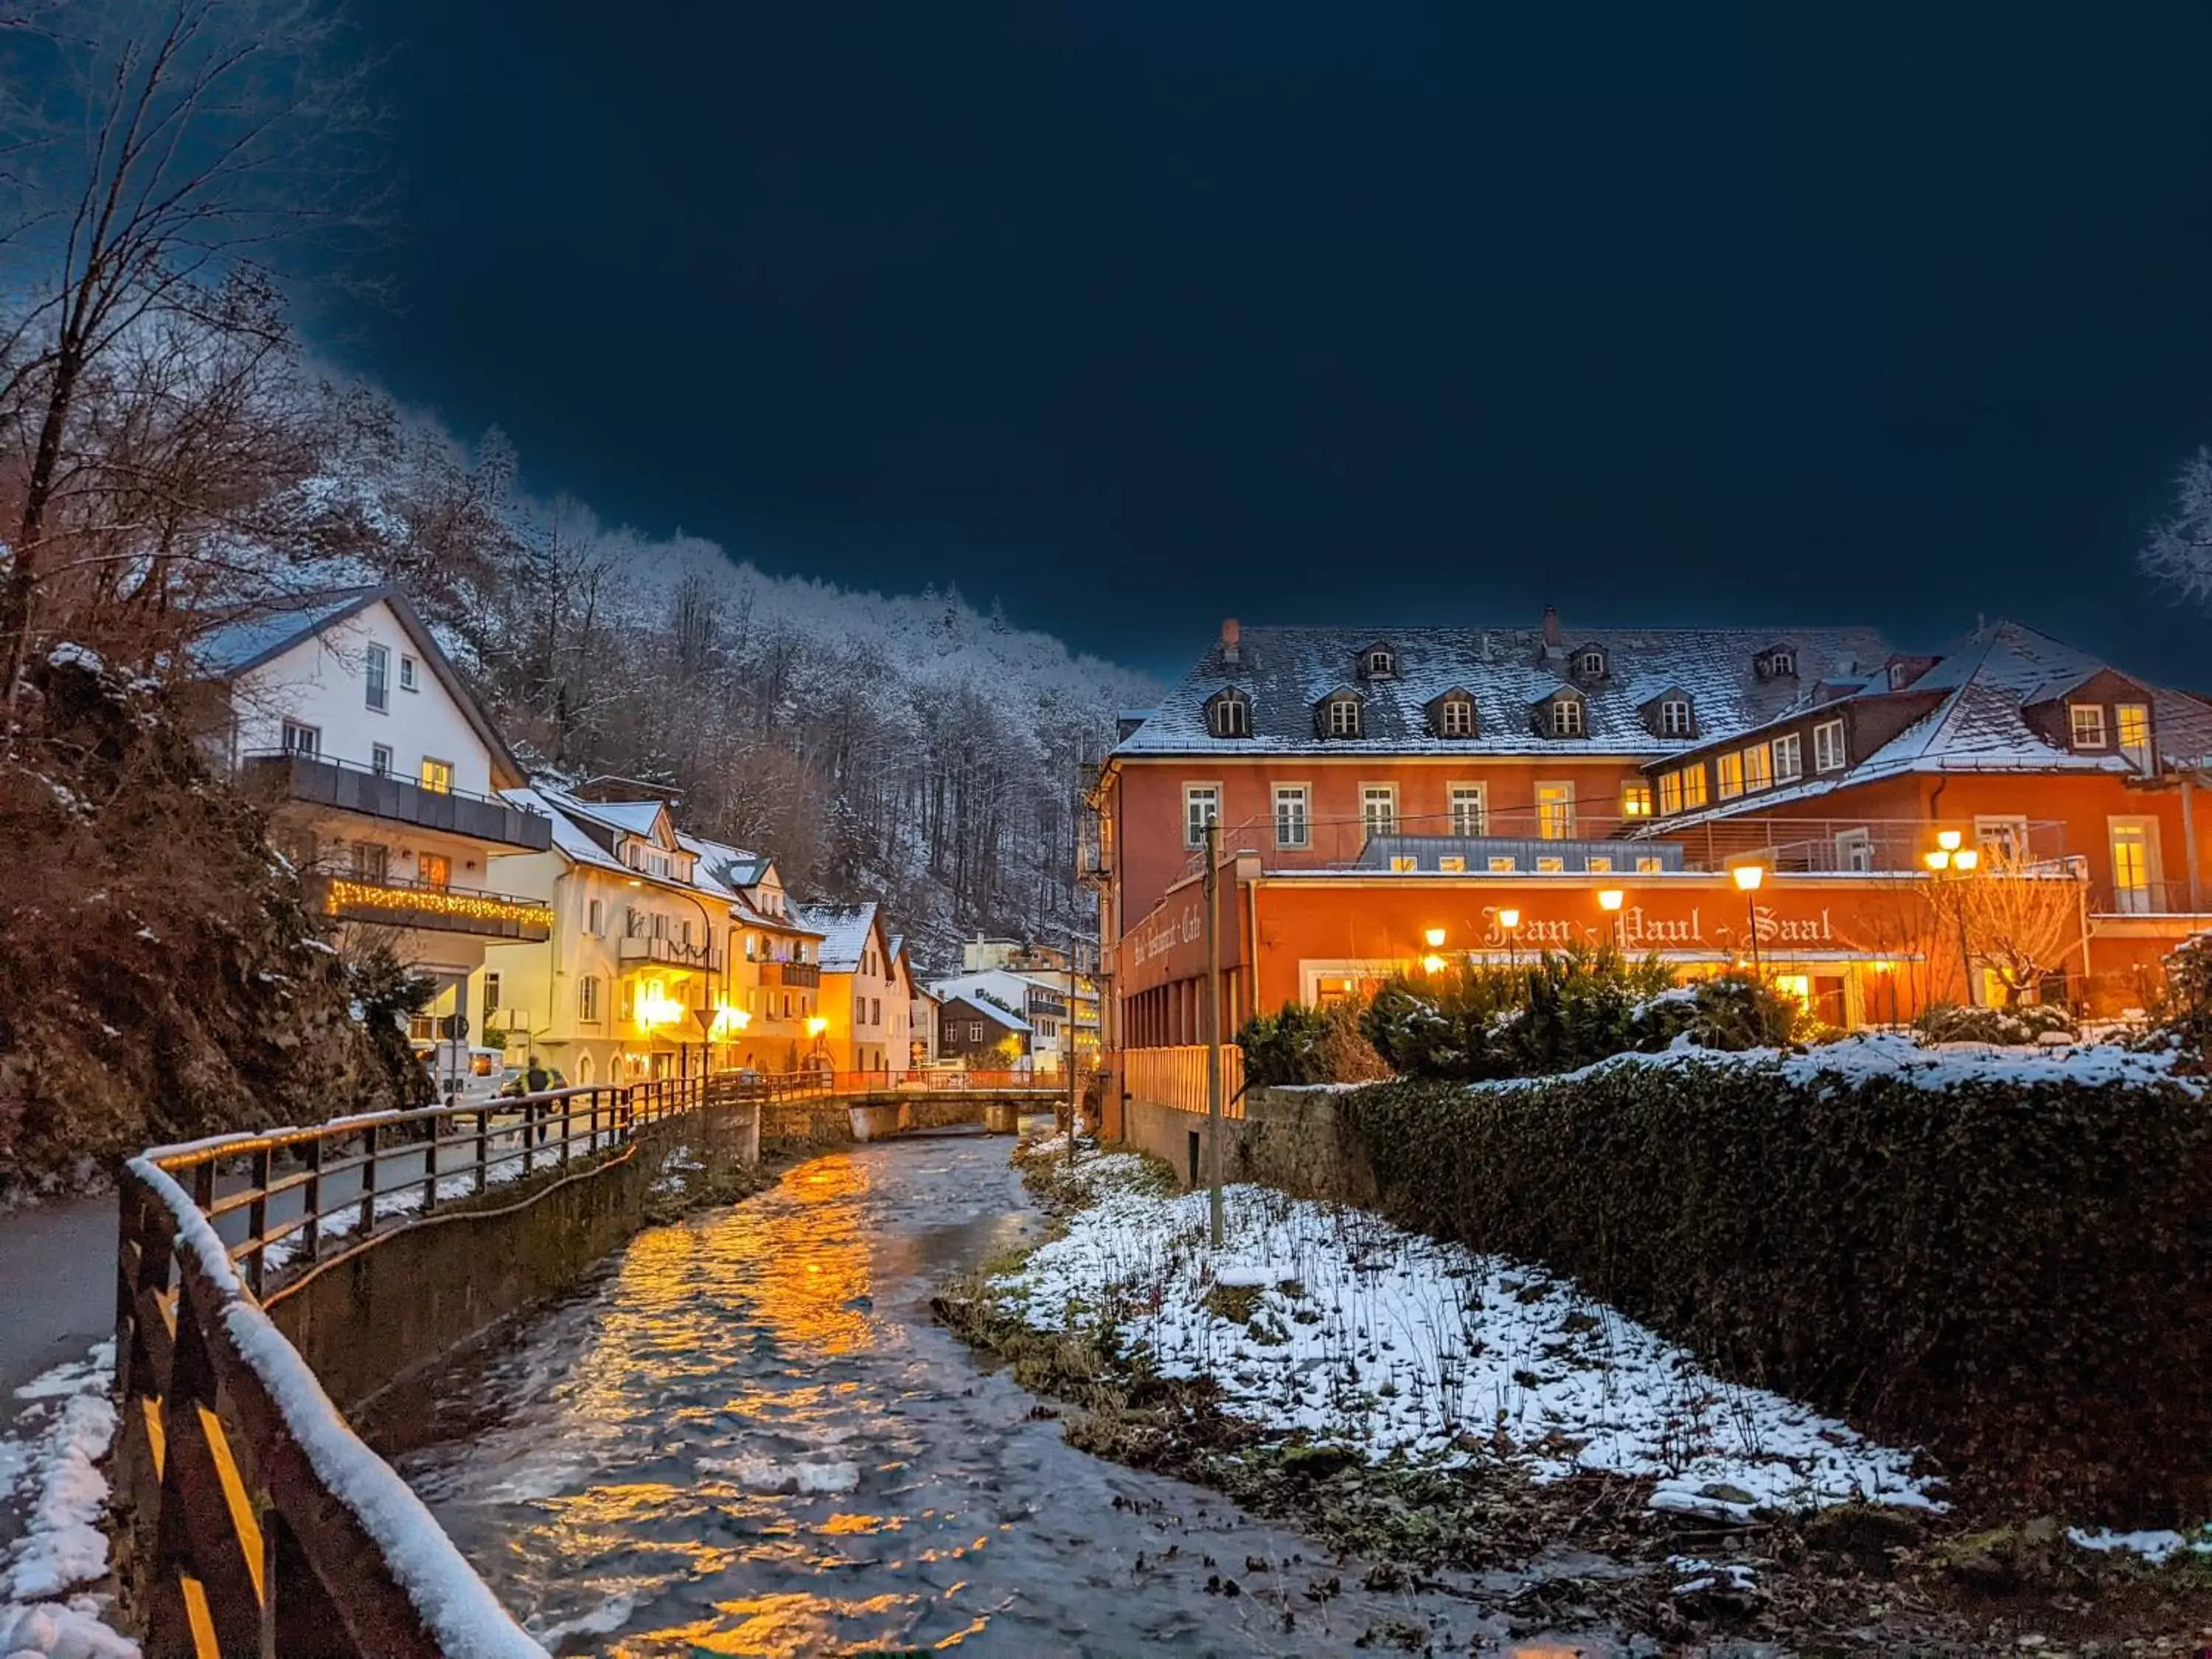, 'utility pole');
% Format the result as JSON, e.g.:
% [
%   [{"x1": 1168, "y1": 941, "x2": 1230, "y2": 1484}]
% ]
[
  {"x1": 1066, "y1": 938, "x2": 1079, "y2": 1171},
  {"x1": 1203, "y1": 818, "x2": 1223, "y2": 1248}
]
